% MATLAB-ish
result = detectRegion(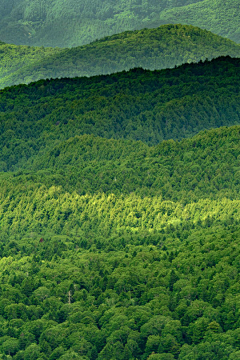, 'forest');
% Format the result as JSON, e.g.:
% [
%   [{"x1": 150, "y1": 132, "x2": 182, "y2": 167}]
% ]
[
  {"x1": 0, "y1": 125, "x2": 239, "y2": 359},
  {"x1": 0, "y1": 56, "x2": 239, "y2": 172},
  {"x1": 160, "y1": 0, "x2": 240, "y2": 44},
  {"x1": 0, "y1": 25, "x2": 240, "y2": 89},
  {"x1": 0, "y1": 0, "x2": 238, "y2": 47},
  {"x1": 0, "y1": 55, "x2": 239, "y2": 358}
]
